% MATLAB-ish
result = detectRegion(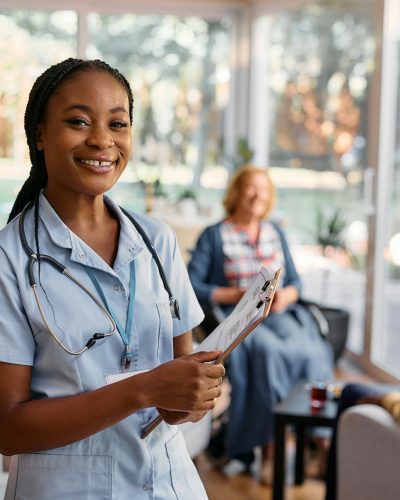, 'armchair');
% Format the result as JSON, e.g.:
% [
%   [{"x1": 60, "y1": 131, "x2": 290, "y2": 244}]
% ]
[{"x1": 337, "y1": 404, "x2": 400, "y2": 500}]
